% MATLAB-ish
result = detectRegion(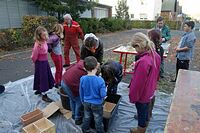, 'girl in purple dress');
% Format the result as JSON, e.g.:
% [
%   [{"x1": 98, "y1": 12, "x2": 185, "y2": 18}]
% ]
[{"x1": 31, "y1": 26, "x2": 55, "y2": 102}]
